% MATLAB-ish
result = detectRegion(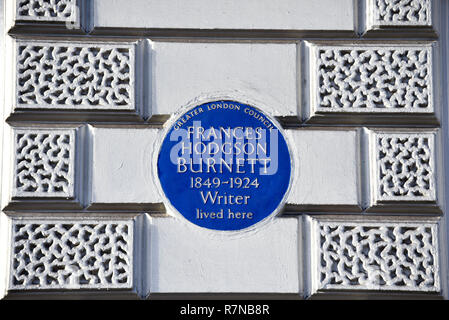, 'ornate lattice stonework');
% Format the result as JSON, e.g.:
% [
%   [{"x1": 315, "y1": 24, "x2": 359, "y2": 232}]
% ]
[
  {"x1": 309, "y1": 44, "x2": 433, "y2": 115},
  {"x1": 9, "y1": 218, "x2": 134, "y2": 290},
  {"x1": 370, "y1": 131, "x2": 436, "y2": 203},
  {"x1": 12, "y1": 128, "x2": 76, "y2": 198},
  {"x1": 16, "y1": 0, "x2": 79, "y2": 22},
  {"x1": 368, "y1": 0, "x2": 432, "y2": 27},
  {"x1": 311, "y1": 217, "x2": 440, "y2": 293},
  {"x1": 16, "y1": 40, "x2": 136, "y2": 110}
]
